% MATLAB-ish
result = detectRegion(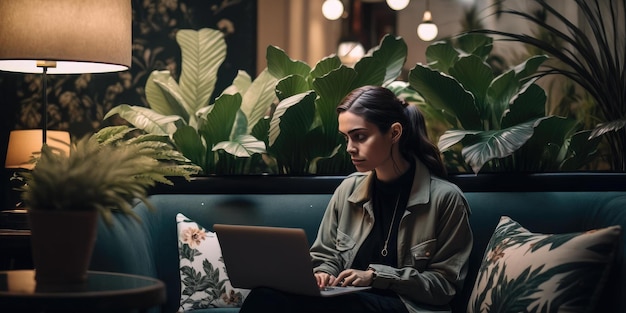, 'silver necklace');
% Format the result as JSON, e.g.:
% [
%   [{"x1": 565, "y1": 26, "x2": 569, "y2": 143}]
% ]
[{"x1": 381, "y1": 195, "x2": 401, "y2": 257}]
